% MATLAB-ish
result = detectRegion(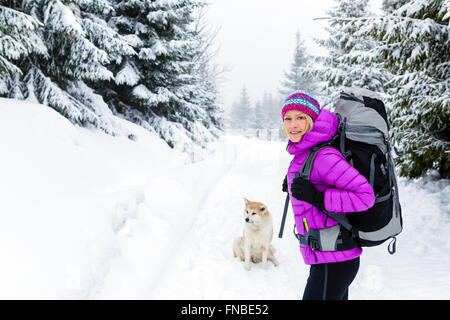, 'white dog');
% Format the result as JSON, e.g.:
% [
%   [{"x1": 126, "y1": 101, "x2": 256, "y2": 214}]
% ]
[{"x1": 233, "y1": 198, "x2": 279, "y2": 270}]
